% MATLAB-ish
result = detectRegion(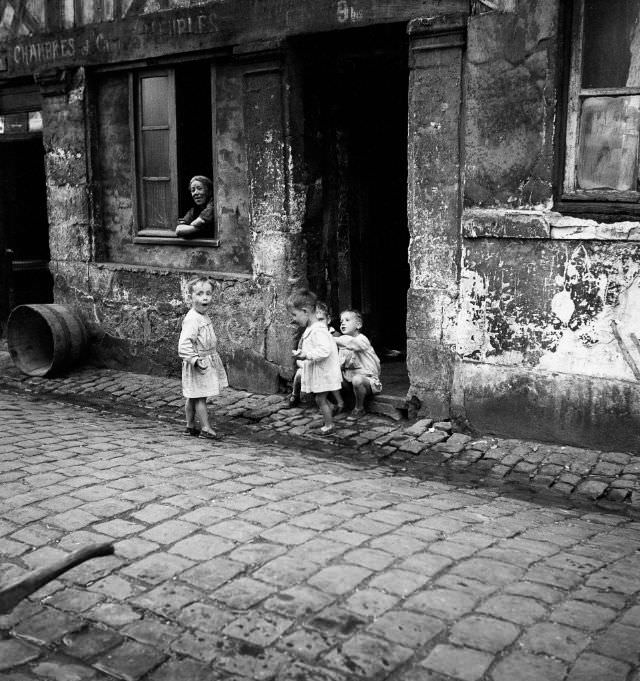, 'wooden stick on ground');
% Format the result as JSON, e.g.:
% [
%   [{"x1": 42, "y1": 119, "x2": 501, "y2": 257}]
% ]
[{"x1": 0, "y1": 542, "x2": 114, "y2": 614}]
